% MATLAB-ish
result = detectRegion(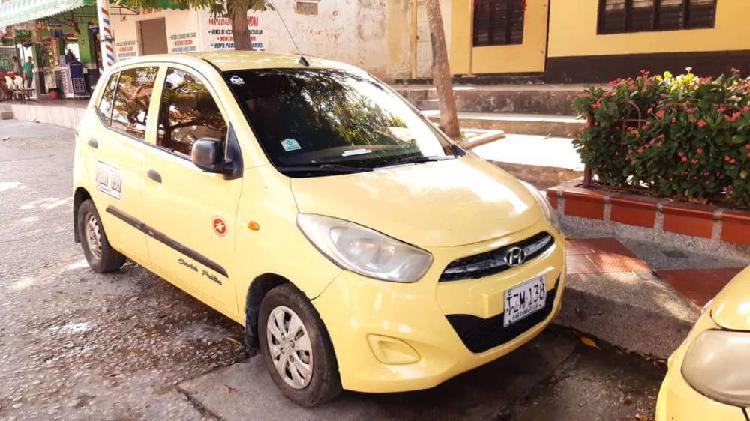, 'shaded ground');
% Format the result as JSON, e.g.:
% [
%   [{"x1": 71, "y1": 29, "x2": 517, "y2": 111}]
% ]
[
  {"x1": 507, "y1": 338, "x2": 663, "y2": 421},
  {"x1": 0, "y1": 122, "x2": 248, "y2": 420},
  {"x1": 0, "y1": 120, "x2": 663, "y2": 420},
  {"x1": 177, "y1": 328, "x2": 663, "y2": 421}
]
